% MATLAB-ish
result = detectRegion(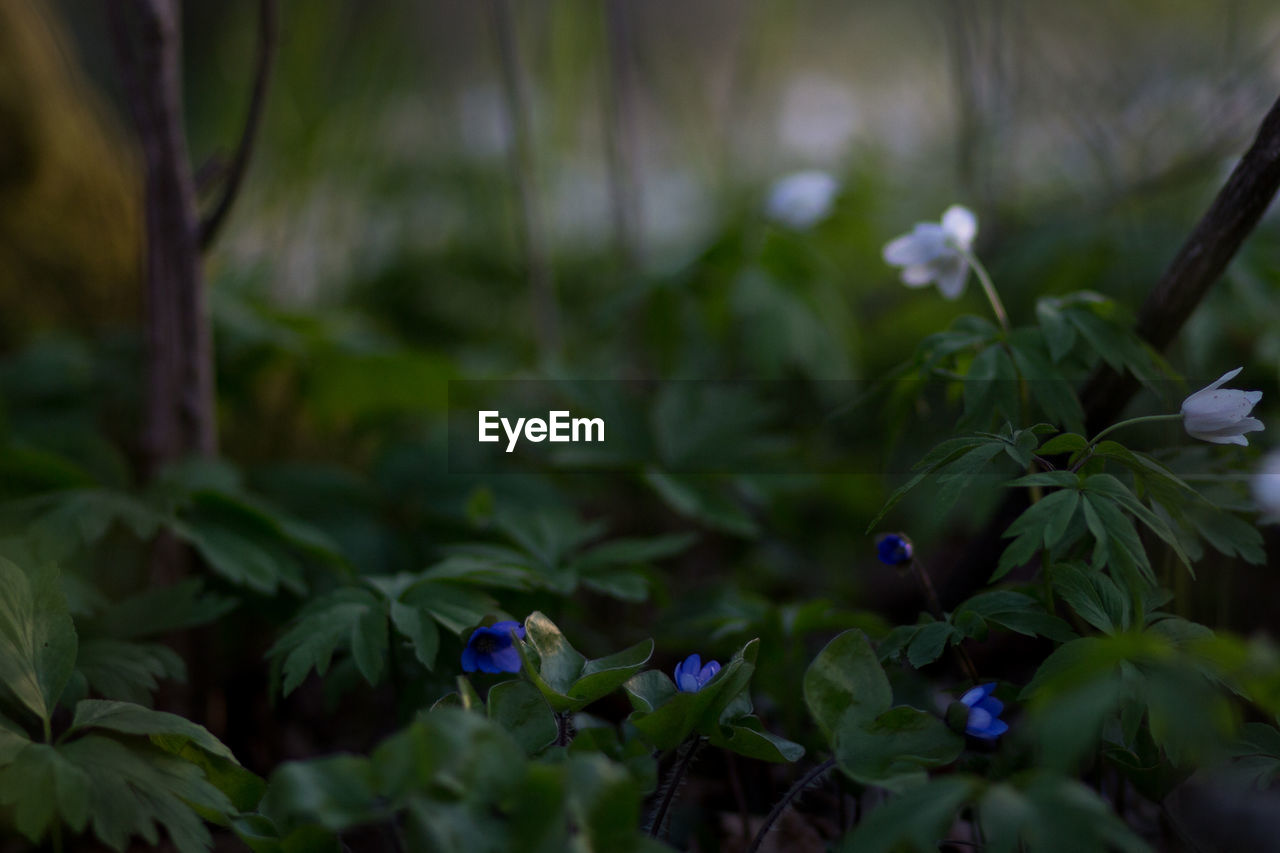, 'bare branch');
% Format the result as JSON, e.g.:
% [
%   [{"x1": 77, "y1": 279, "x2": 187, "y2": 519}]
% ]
[{"x1": 199, "y1": 0, "x2": 278, "y2": 250}]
